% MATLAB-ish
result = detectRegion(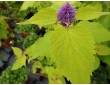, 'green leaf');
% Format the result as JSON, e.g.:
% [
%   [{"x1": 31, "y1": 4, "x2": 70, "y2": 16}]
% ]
[
  {"x1": 19, "y1": 1, "x2": 36, "y2": 11},
  {"x1": 44, "y1": 67, "x2": 65, "y2": 84},
  {"x1": 49, "y1": 26, "x2": 95, "y2": 83},
  {"x1": 19, "y1": 1, "x2": 52, "y2": 11},
  {"x1": 51, "y1": 1, "x2": 82, "y2": 10},
  {"x1": 26, "y1": 24, "x2": 95, "y2": 83},
  {"x1": 89, "y1": 22, "x2": 110, "y2": 43},
  {"x1": 32, "y1": 61, "x2": 42, "y2": 73},
  {"x1": 51, "y1": 1, "x2": 66, "y2": 10},
  {"x1": 0, "y1": 17, "x2": 8, "y2": 40},
  {"x1": 76, "y1": 4, "x2": 110, "y2": 20},
  {"x1": 90, "y1": 2, "x2": 103, "y2": 11},
  {"x1": 93, "y1": 56, "x2": 100, "y2": 71},
  {"x1": 98, "y1": 15, "x2": 110, "y2": 29},
  {"x1": 25, "y1": 34, "x2": 51, "y2": 61},
  {"x1": 71, "y1": 1, "x2": 82, "y2": 8},
  {"x1": 12, "y1": 47, "x2": 26, "y2": 70},
  {"x1": 100, "y1": 56, "x2": 110, "y2": 66},
  {"x1": 96, "y1": 44, "x2": 110, "y2": 55},
  {"x1": 75, "y1": 21, "x2": 110, "y2": 43},
  {"x1": 19, "y1": 7, "x2": 56, "y2": 26}
]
